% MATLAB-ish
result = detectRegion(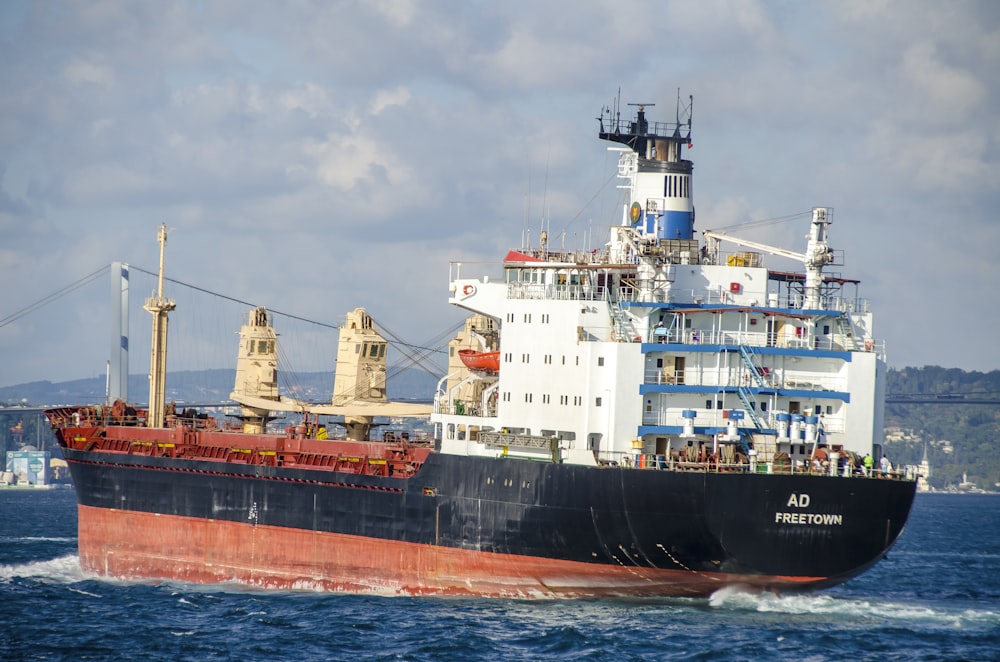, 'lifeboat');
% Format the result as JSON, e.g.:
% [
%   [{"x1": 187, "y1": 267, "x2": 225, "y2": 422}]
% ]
[{"x1": 458, "y1": 349, "x2": 500, "y2": 373}]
